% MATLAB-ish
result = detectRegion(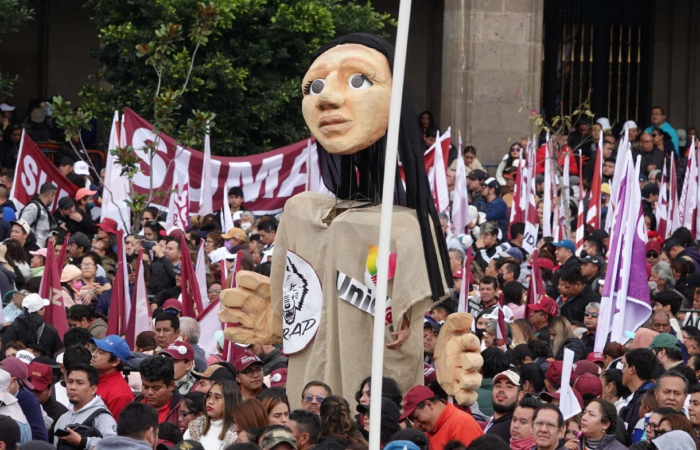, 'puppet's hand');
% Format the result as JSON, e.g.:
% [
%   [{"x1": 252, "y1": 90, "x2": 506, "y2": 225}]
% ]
[
  {"x1": 219, "y1": 271, "x2": 282, "y2": 345},
  {"x1": 433, "y1": 313, "x2": 483, "y2": 407}
]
